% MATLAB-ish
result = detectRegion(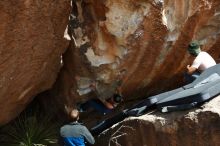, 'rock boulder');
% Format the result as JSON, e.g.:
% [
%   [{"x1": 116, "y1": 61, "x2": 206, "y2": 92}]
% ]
[
  {"x1": 54, "y1": 0, "x2": 220, "y2": 109},
  {"x1": 0, "y1": 0, "x2": 71, "y2": 125},
  {"x1": 96, "y1": 95, "x2": 220, "y2": 146}
]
